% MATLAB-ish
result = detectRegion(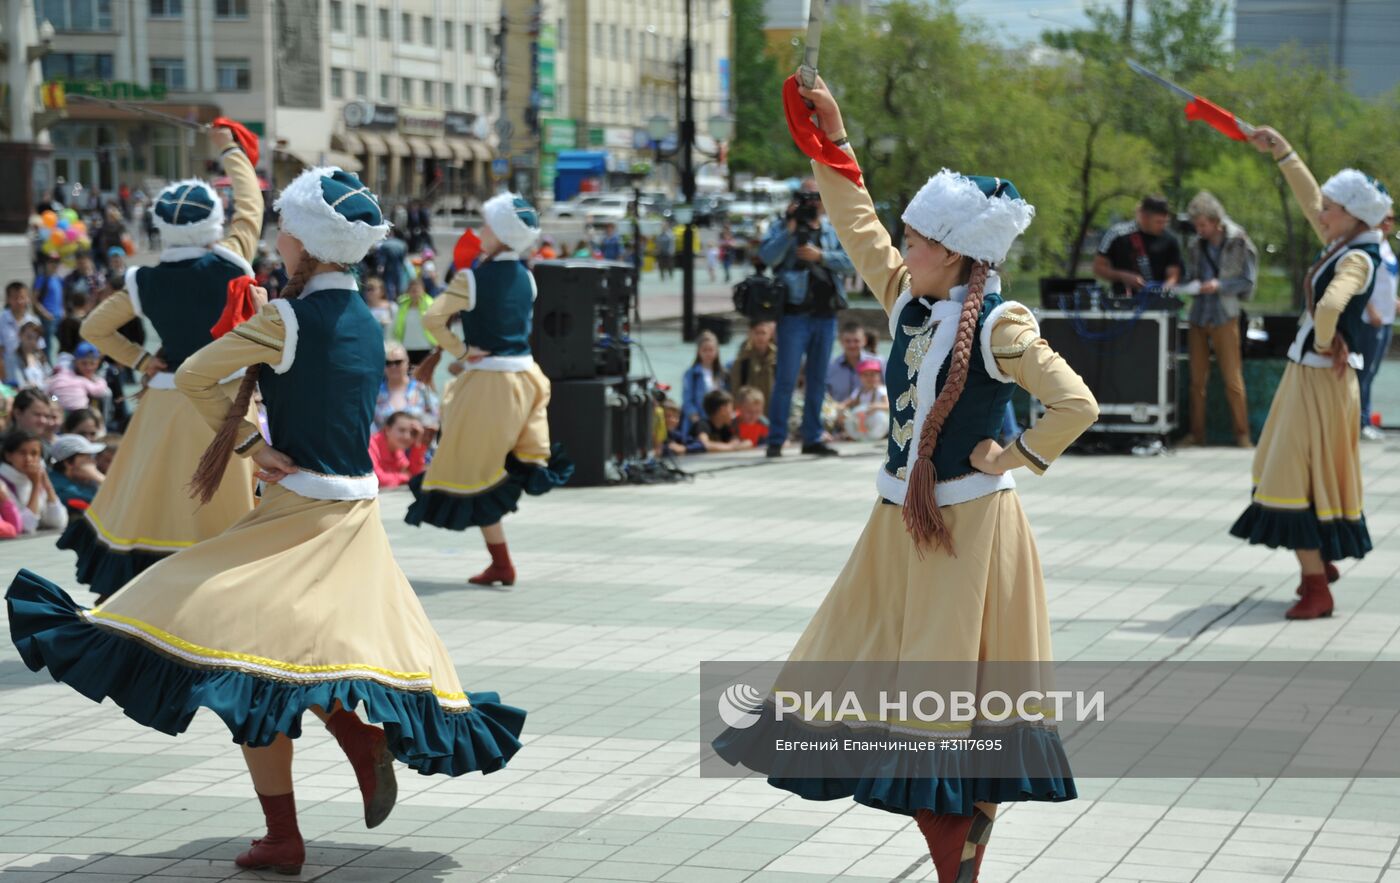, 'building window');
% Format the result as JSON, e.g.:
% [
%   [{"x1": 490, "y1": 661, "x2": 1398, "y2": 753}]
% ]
[
  {"x1": 462, "y1": 85, "x2": 474, "y2": 111},
  {"x1": 40, "y1": 0, "x2": 115, "y2": 30},
  {"x1": 400, "y1": 77, "x2": 413, "y2": 103},
  {"x1": 379, "y1": 73, "x2": 390, "y2": 99},
  {"x1": 354, "y1": 3, "x2": 367, "y2": 36},
  {"x1": 149, "y1": 57, "x2": 186, "y2": 90},
  {"x1": 592, "y1": 86, "x2": 601, "y2": 112},
  {"x1": 400, "y1": 12, "x2": 412, "y2": 42},
  {"x1": 355, "y1": 70, "x2": 368, "y2": 97},
  {"x1": 443, "y1": 19, "x2": 453, "y2": 49},
  {"x1": 464, "y1": 23, "x2": 474, "y2": 53},
  {"x1": 377, "y1": 6, "x2": 389, "y2": 37},
  {"x1": 624, "y1": 28, "x2": 631, "y2": 61},
  {"x1": 330, "y1": 67, "x2": 345, "y2": 99},
  {"x1": 214, "y1": 0, "x2": 247, "y2": 18},
  {"x1": 216, "y1": 57, "x2": 251, "y2": 92},
  {"x1": 593, "y1": 23, "x2": 602, "y2": 56},
  {"x1": 558, "y1": 17, "x2": 566, "y2": 48},
  {"x1": 483, "y1": 86, "x2": 494, "y2": 114},
  {"x1": 148, "y1": 0, "x2": 181, "y2": 18},
  {"x1": 610, "y1": 24, "x2": 618, "y2": 58},
  {"x1": 421, "y1": 16, "x2": 433, "y2": 46},
  {"x1": 443, "y1": 82, "x2": 454, "y2": 109},
  {"x1": 41, "y1": 52, "x2": 114, "y2": 80},
  {"x1": 329, "y1": 0, "x2": 343, "y2": 31},
  {"x1": 422, "y1": 80, "x2": 435, "y2": 106}
]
